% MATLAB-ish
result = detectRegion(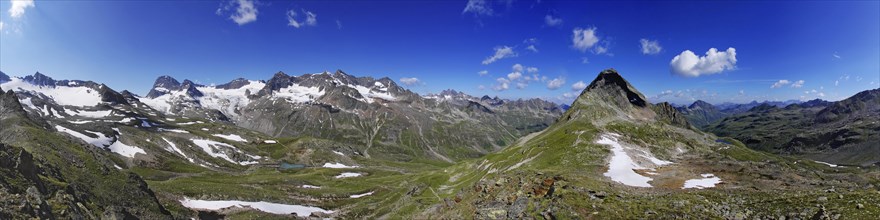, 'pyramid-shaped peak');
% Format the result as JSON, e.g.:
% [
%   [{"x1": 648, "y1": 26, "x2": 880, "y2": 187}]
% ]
[{"x1": 584, "y1": 68, "x2": 647, "y2": 107}]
